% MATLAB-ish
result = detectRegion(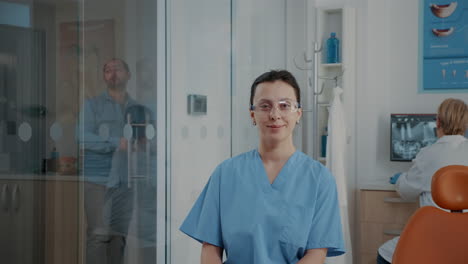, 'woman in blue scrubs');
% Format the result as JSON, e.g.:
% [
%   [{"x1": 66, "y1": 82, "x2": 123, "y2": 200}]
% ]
[{"x1": 180, "y1": 70, "x2": 345, "y2": 263}]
